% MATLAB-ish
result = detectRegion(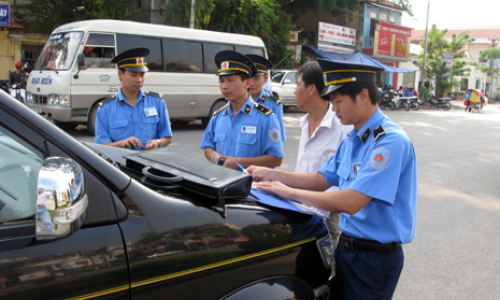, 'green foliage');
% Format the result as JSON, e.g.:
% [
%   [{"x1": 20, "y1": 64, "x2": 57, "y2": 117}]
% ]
[
  {"x1": 416, "y1": 25, "x2": 473, "y2": 97},
  {"x1": 478, "y1": 48, "x2": 500, "y2": 75},
  {"x1": 284, "y1": 0, "x2": 361, "y2": 23},
  {"x1": 26, "y1": 0, "x2": 132, "y2": 34},
  {"x1": 164, "y1": 0, "x2": 215, "y2": 28},
  {"x1": 164, "y1": 0, "x2": 294, "y2": 68}
]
